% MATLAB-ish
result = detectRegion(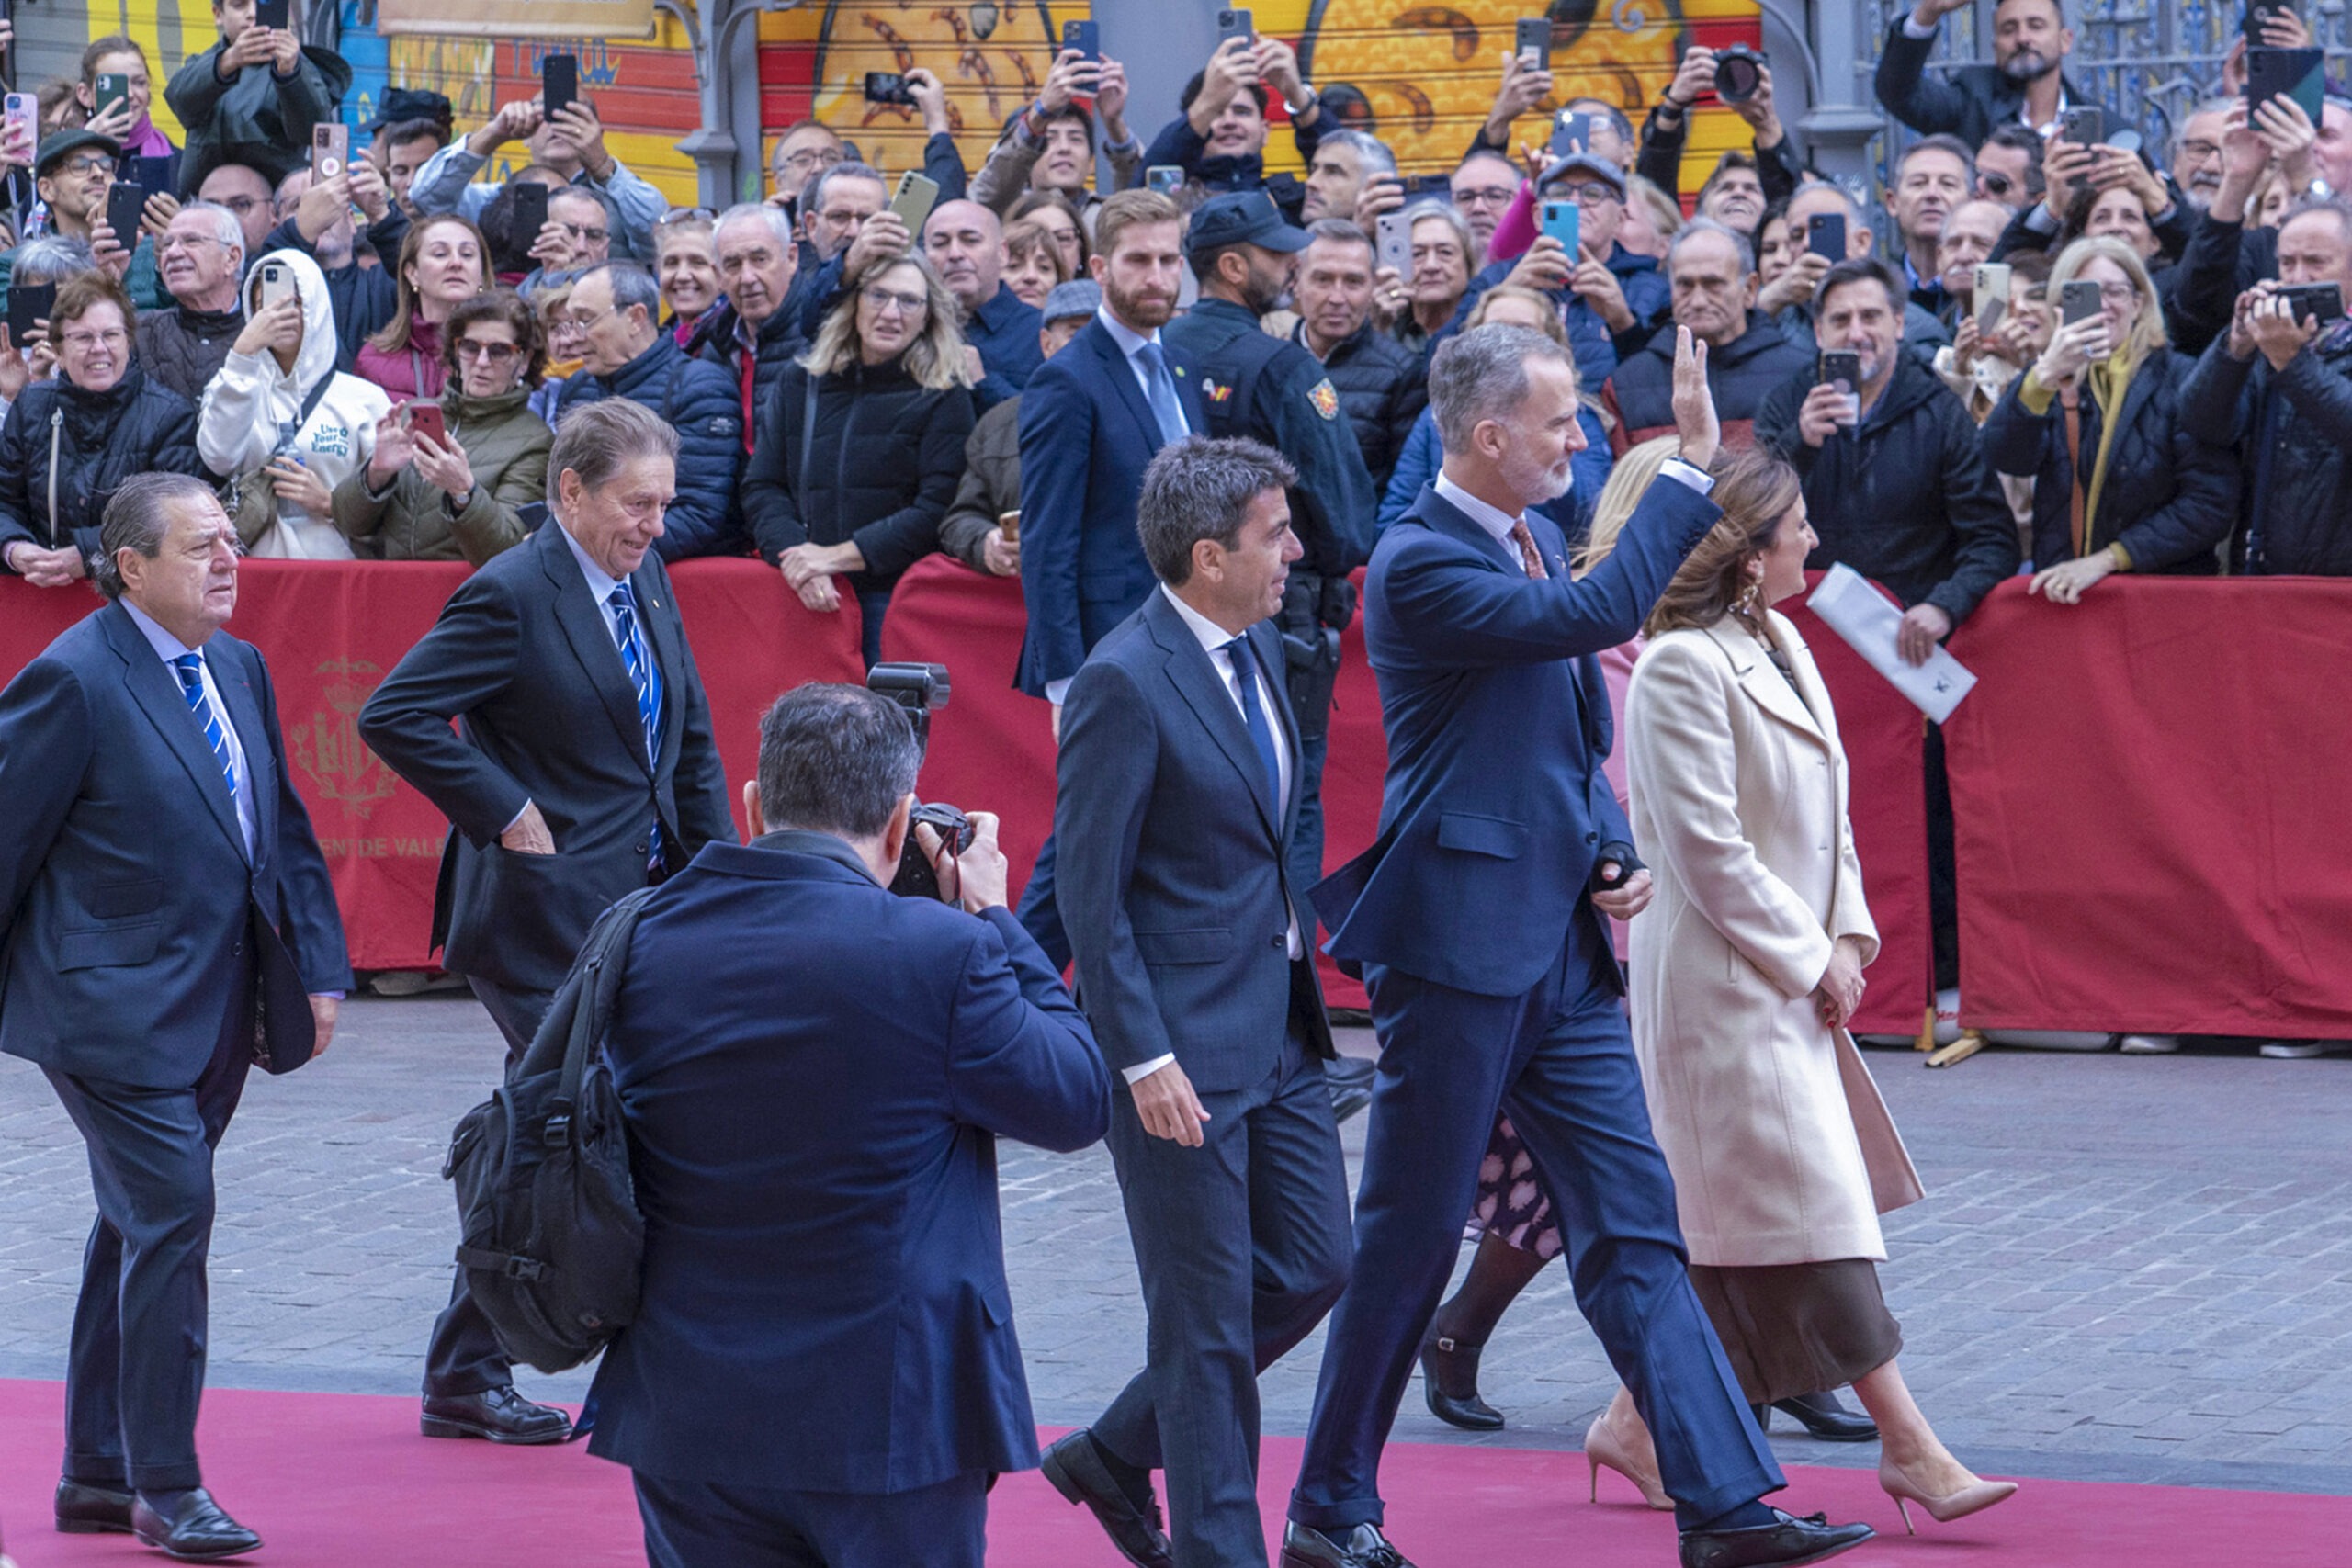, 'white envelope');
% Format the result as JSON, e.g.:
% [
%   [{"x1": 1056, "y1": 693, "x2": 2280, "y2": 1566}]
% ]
[{"x1": 1804, "y1": 564, "x2": 1978, "y2": 724}]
